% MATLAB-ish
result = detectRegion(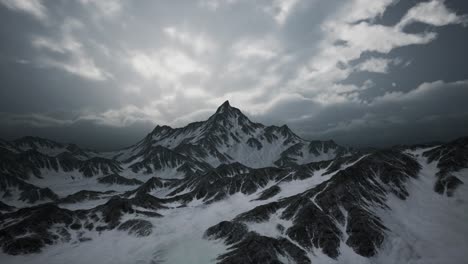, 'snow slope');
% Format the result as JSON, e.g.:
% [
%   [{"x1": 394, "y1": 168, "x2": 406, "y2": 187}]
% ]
[{"x1": 374, "y1": 150, "x2": 468, "y2": 264}]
